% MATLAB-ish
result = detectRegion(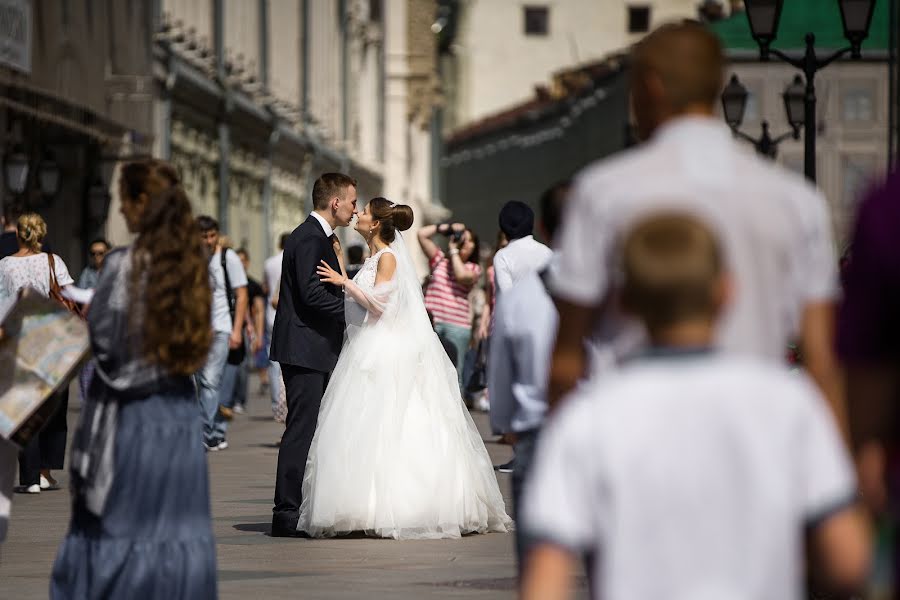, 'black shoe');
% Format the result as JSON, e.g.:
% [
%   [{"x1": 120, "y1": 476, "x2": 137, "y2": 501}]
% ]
[
  {"x1": 494, "y1": 459, "x2": 515, "y2": 474},
  {"x1": 270, "y1": 523, "x2": 309, "y2": 538}
]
